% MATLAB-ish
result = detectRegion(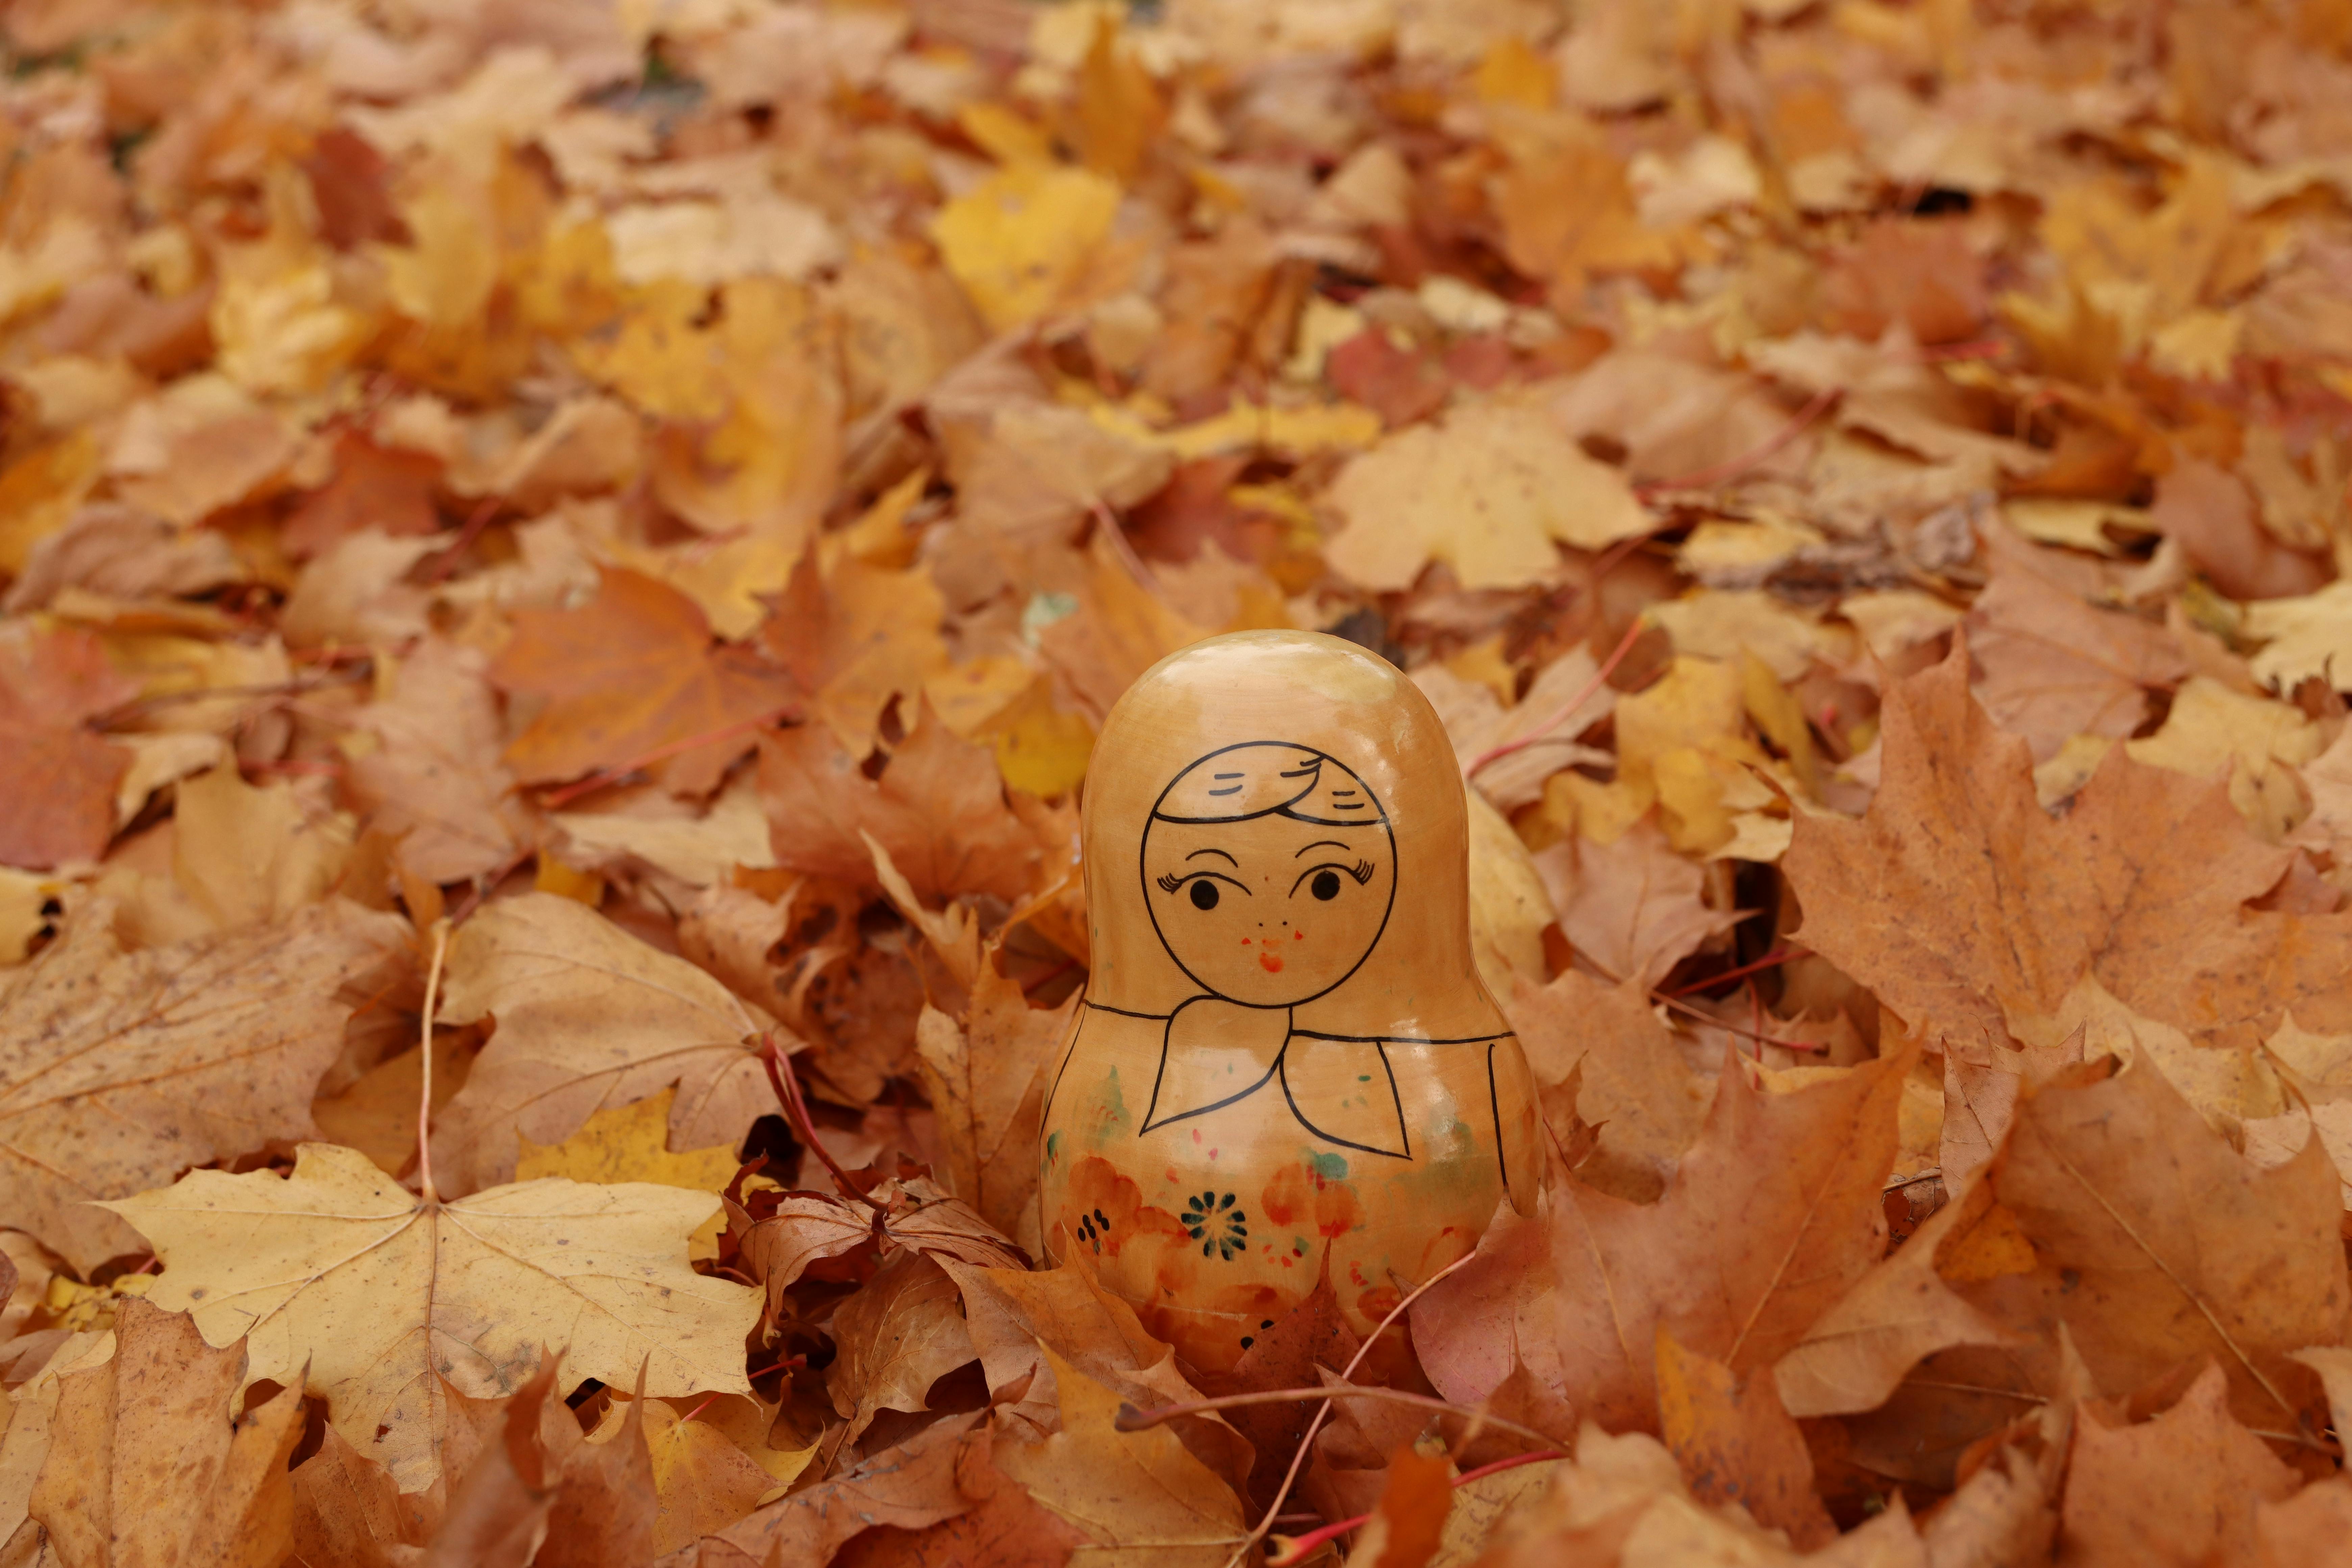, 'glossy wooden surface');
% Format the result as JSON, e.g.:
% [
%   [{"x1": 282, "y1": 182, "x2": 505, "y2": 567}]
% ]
[{"x1": 1038, "y1": 630, "x2": 1541, "y2": 1370}]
